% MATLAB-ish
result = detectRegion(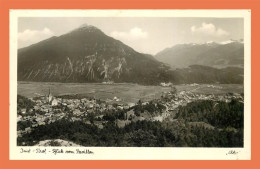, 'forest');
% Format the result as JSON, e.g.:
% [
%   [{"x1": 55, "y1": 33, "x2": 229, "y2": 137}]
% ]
[
  {"x1": 176, "y1": 99, "x2": 244, "y2": 129},
  {"x1": 17, "y1": 99, "x2": 243, "y2": 147}
]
